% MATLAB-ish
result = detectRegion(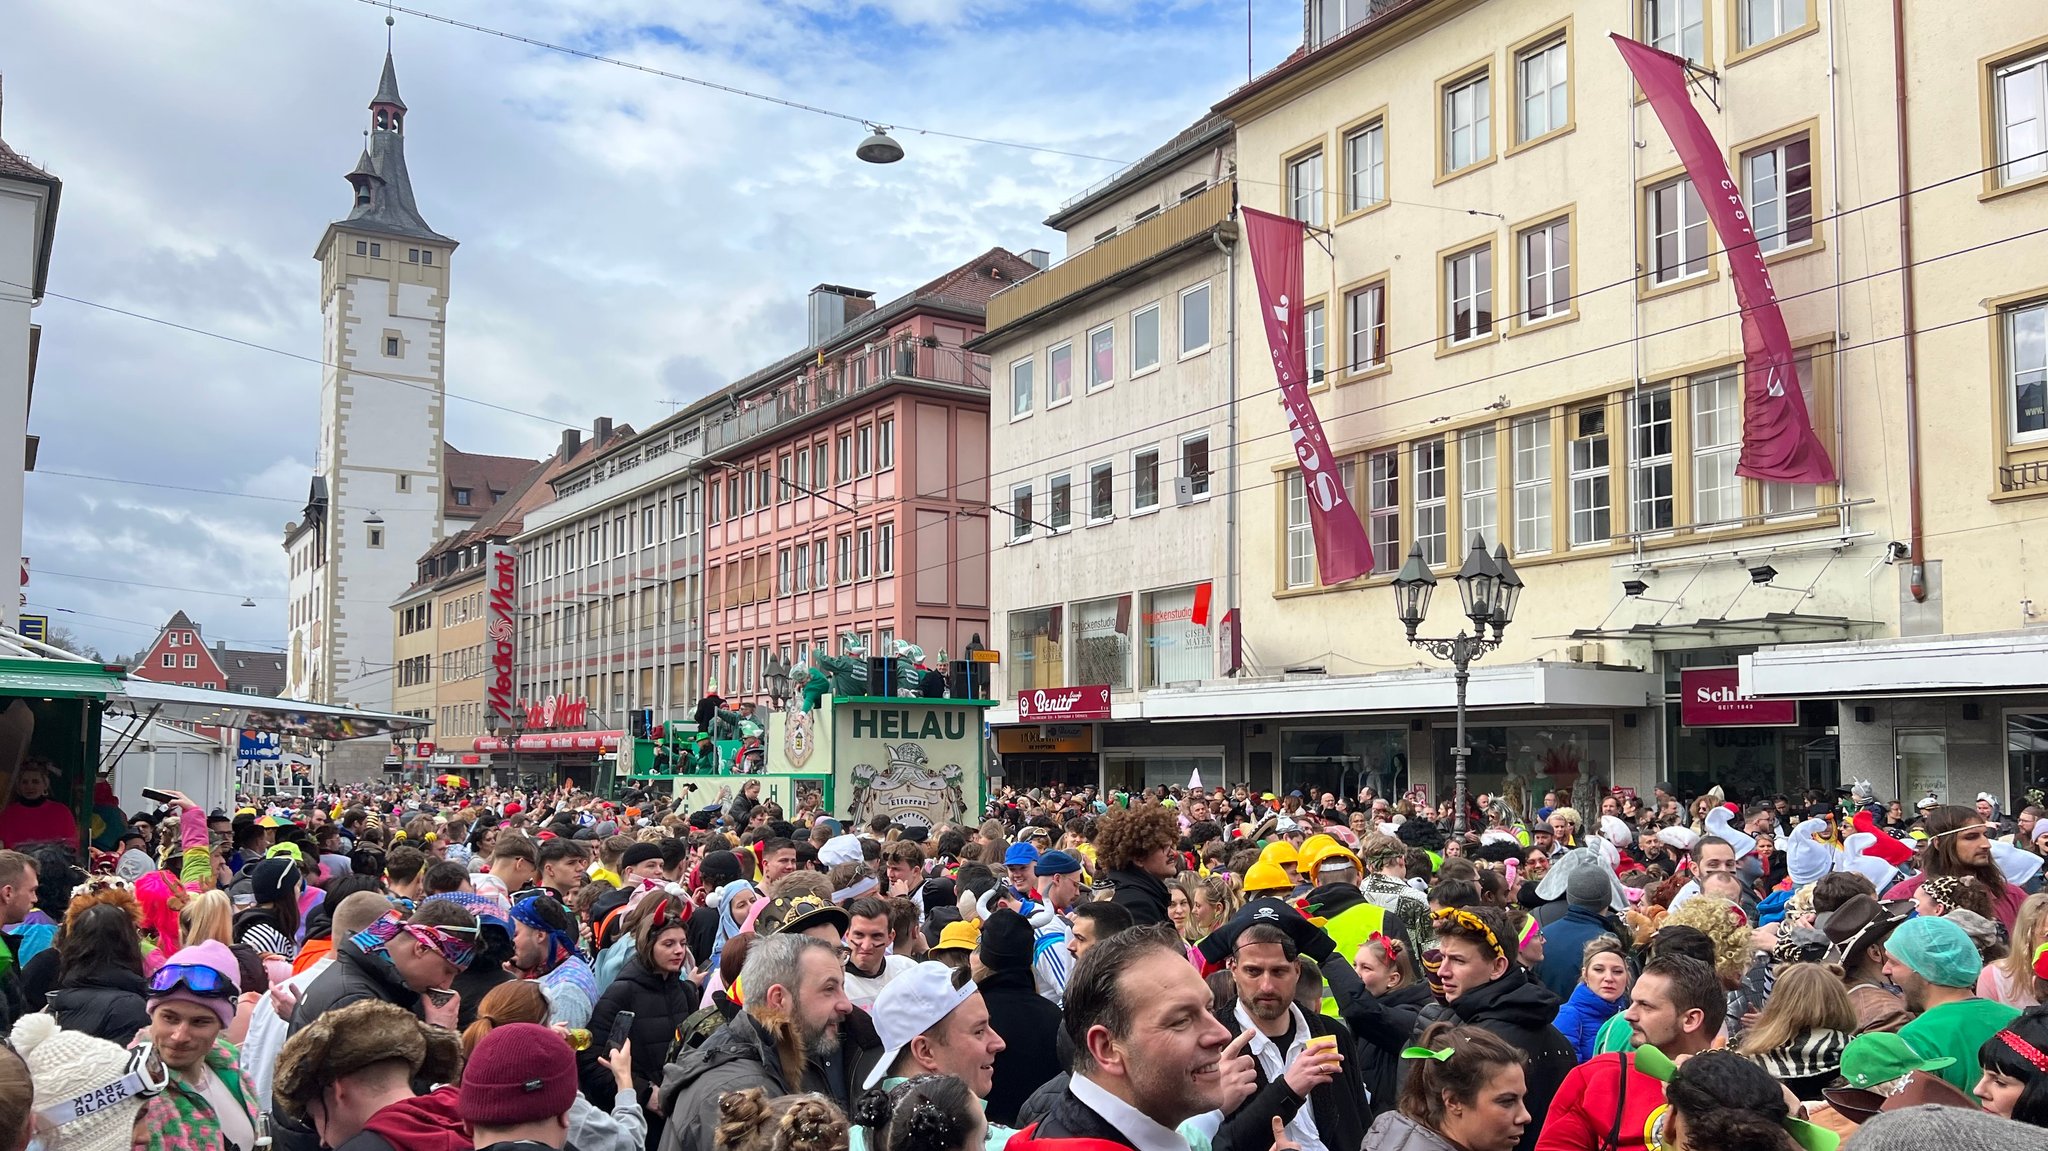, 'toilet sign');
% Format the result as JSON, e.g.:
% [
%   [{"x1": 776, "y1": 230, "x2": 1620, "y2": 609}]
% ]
[{"x1": 1679, "y1": 666, "x2": 1797, "y2": 727}]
